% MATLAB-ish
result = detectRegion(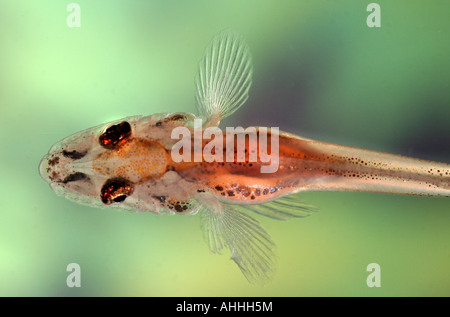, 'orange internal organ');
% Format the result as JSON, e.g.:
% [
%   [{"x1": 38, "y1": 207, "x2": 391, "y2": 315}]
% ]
[{"x1": 92, "y1": 138, "x2": 169, "y2": 183}]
